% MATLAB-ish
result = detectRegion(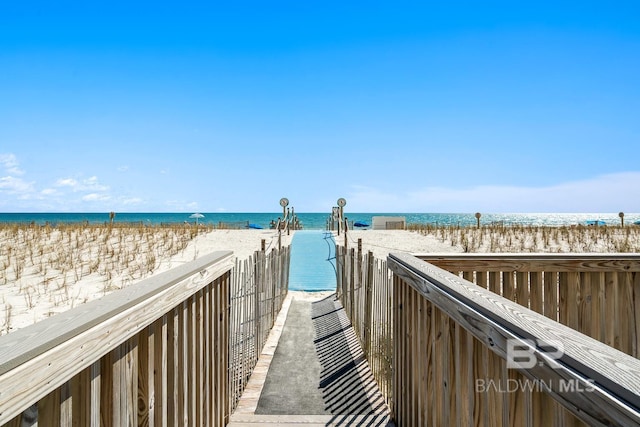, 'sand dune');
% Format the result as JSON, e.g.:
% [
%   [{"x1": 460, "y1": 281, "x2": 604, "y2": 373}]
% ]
[{"x1": 2, "y1": 224, "x2": 639, "y2": 335}]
